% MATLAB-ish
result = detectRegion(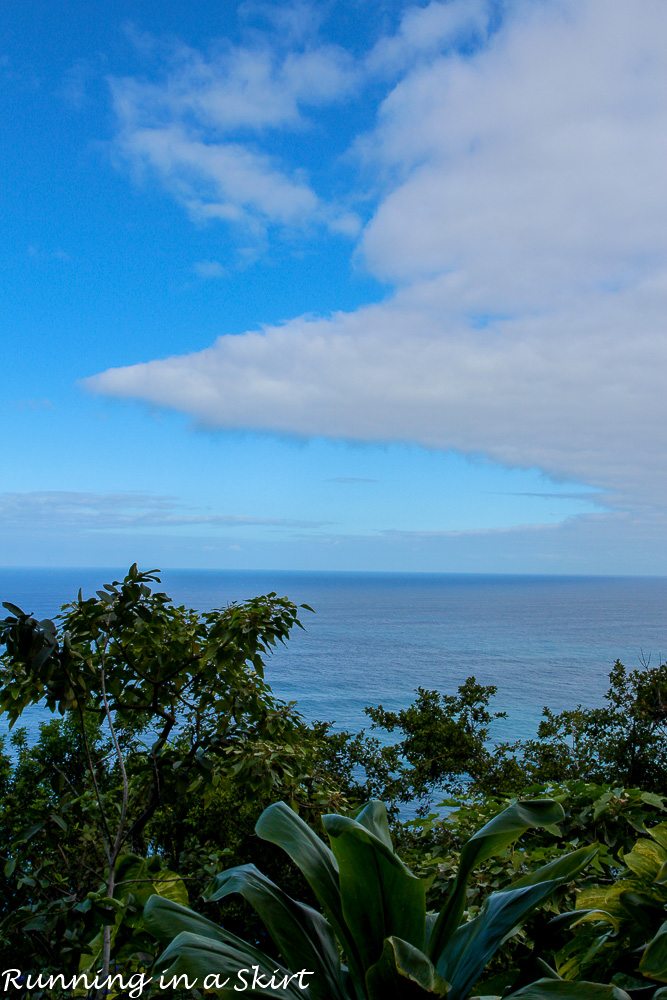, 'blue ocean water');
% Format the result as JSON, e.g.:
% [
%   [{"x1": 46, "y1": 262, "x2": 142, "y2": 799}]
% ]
[{"x1": 1, "y1": 568, "x2": 665, "y2": 746}]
